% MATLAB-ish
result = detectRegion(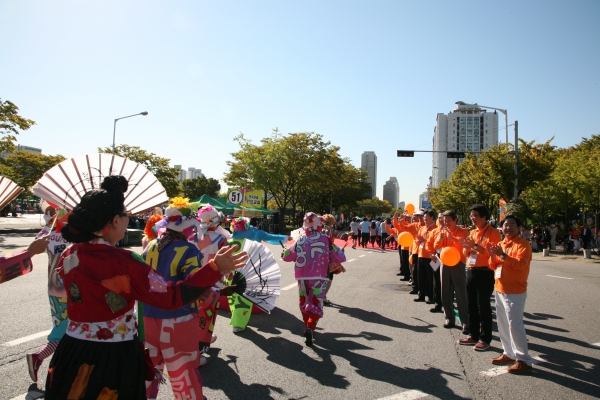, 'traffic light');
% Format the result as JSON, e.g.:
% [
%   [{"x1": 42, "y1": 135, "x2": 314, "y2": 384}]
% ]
[
  {"x1": 446, "y1": 151, "x2": 465, "y2": 158},
  {"x1": 397, "y1": 150, "x2": 415, "y2": 157}
]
